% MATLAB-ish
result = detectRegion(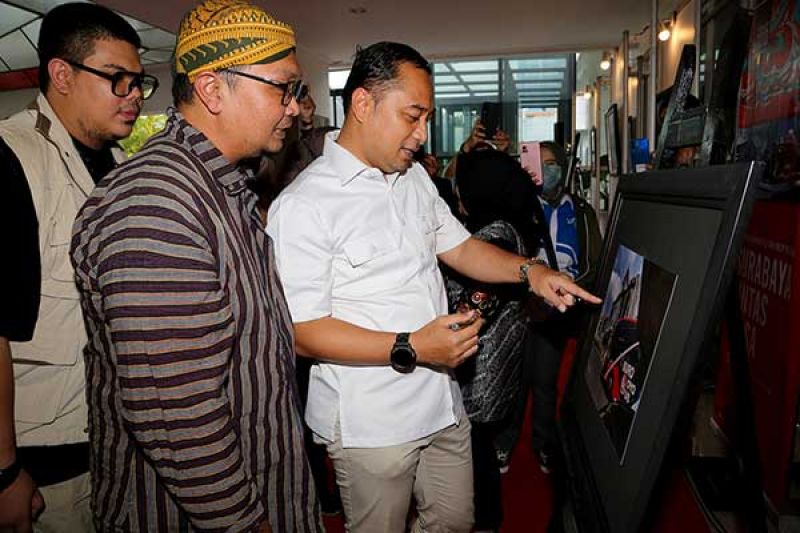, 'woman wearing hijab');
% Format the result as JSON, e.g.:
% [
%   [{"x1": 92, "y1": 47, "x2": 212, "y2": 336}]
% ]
[
  {"x1": 496, "y1": 140, "x2": 603, "y2": 474},
  {"x1": 448, "y1": 145, "x2": 541, "y2": 532}
]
